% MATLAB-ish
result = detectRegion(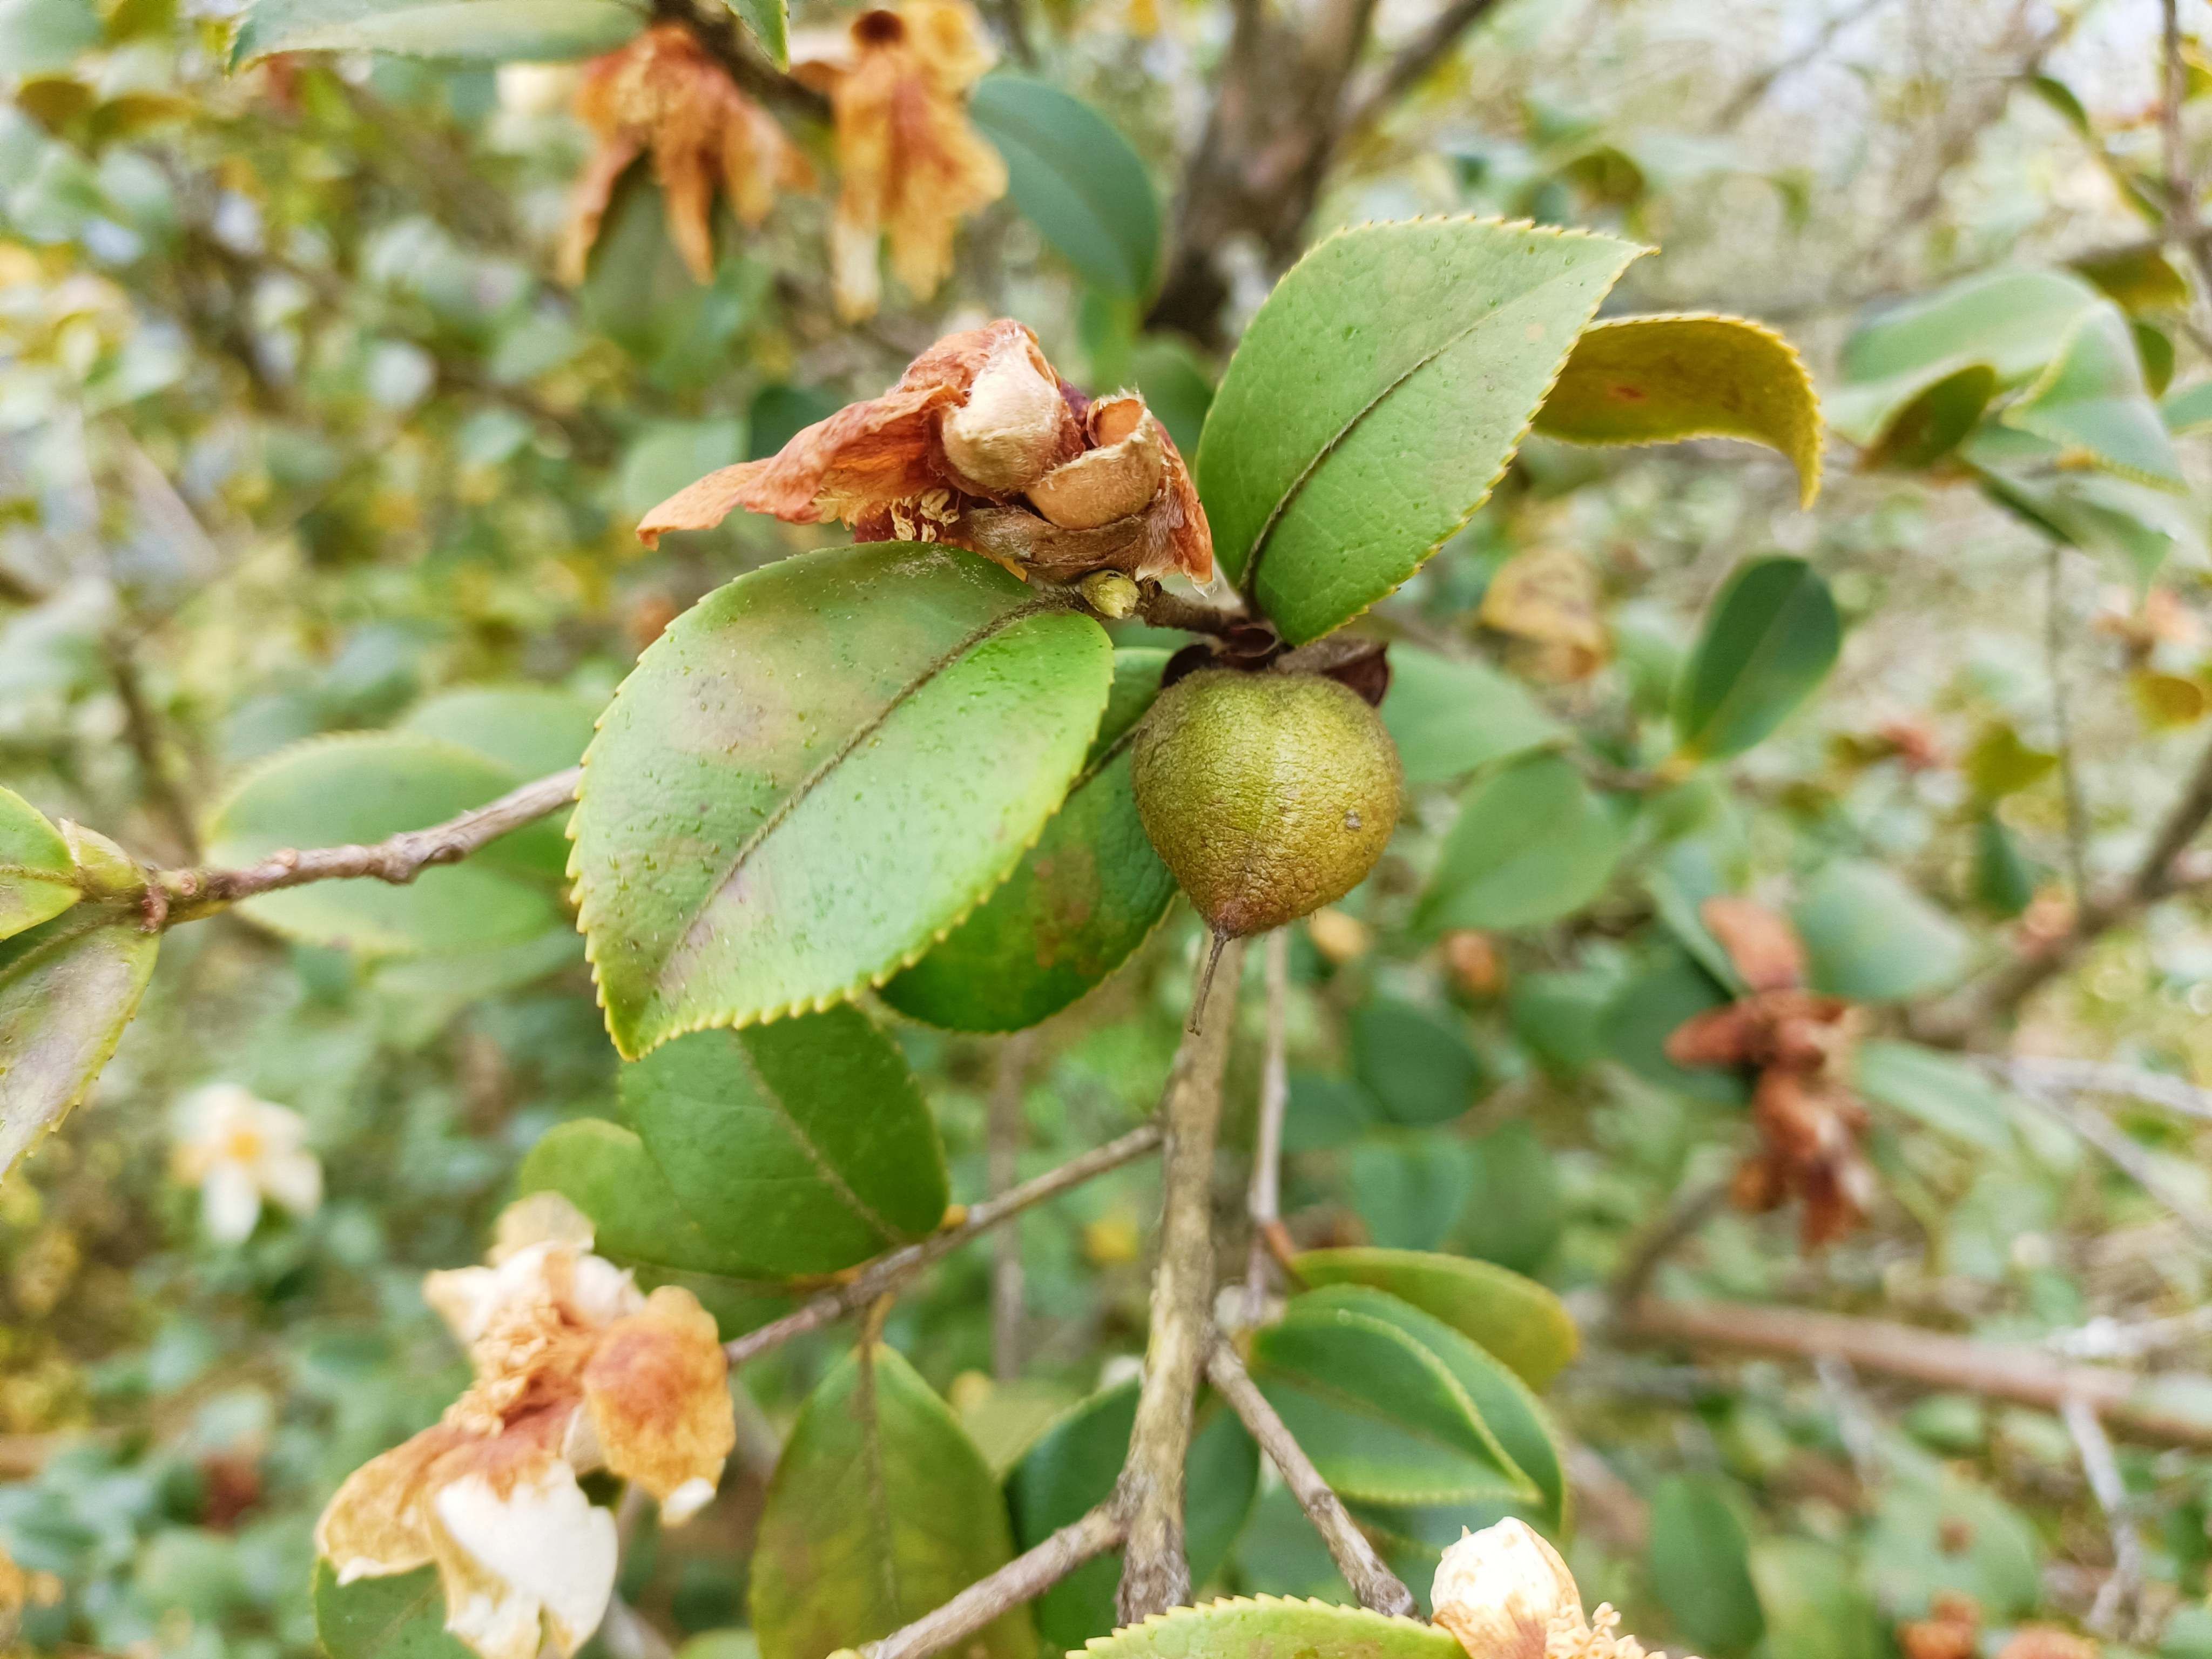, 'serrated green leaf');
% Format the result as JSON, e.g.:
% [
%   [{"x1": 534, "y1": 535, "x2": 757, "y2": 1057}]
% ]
[
  {"x1": 1791, "y1": 859, "x2": 1968, "y2": 1002},
  {"x1": 312, "y1": 1561, "x2": 471, "y2": 1659},
  {"x1": 1648, "y1": 1476, "x2": 1764, "y2": 1658},
  {"x1": 518, "y1": 1004, "x2": 948, "y2": 1280},
  {"x1": 1078, "y1": 1596, "x2": 1465, "y2": 1659},
  {"x1": 1298, "y1": 1284, "x2": 1566, "y2": 1530},
  {"x1": 0, "y1": 915, "x2": 159, "y2": 1178},
  {"x1": 752, "y1": 1344, "x2": 1031, "y2": 1659},
  {"x1": 399, "y1": 684, "x2": 600, "y2": 785},
  {"x1": 1672, "y1": 556, "x2": 1839, "y2": 761},
  {"x1": 1379, "y1": 645, "x2": 1564, "y2": 786},
  {"x1": 1533, "y1": 313, "x2": 1821, "y2": 505},
  {"x1": 230, "y1": 0, "x2": 644, "y2": 64},
  {"x1": 1288, "y1": 1247, "x2": 1577, "y2": 1388},
  {"x1": 205, "y1": 733, "x2": 568, "y2": 957},
  {"x1": 1198, "y1": 217, "x2": 1641, "y2": 643},
  {"x1": 1006, "y1": 1382, "x2": 1258, "y2": 1647},
  {"x1": 1417, "y1": 752, "x2": 1624, "y2": 930},
  {"x1": 571, "y1": 544, "x2": 1115, "y2": 1058},
  {"x1": 969, "y1": 75, "x2": 1160, "y2": 299},
  {"x1": 0, "y1": 787, "x2": 80, "y2": 943},
  {"x1": 2001, "y1": 301, "x2": 2186, "y2": 489},
  {"x1": 880, "y1": 649, "x2": 1175, "y2": 1032},
  {"x1": 1250, "y1": 1300, "x2": 1537, "y2": 1508}
]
